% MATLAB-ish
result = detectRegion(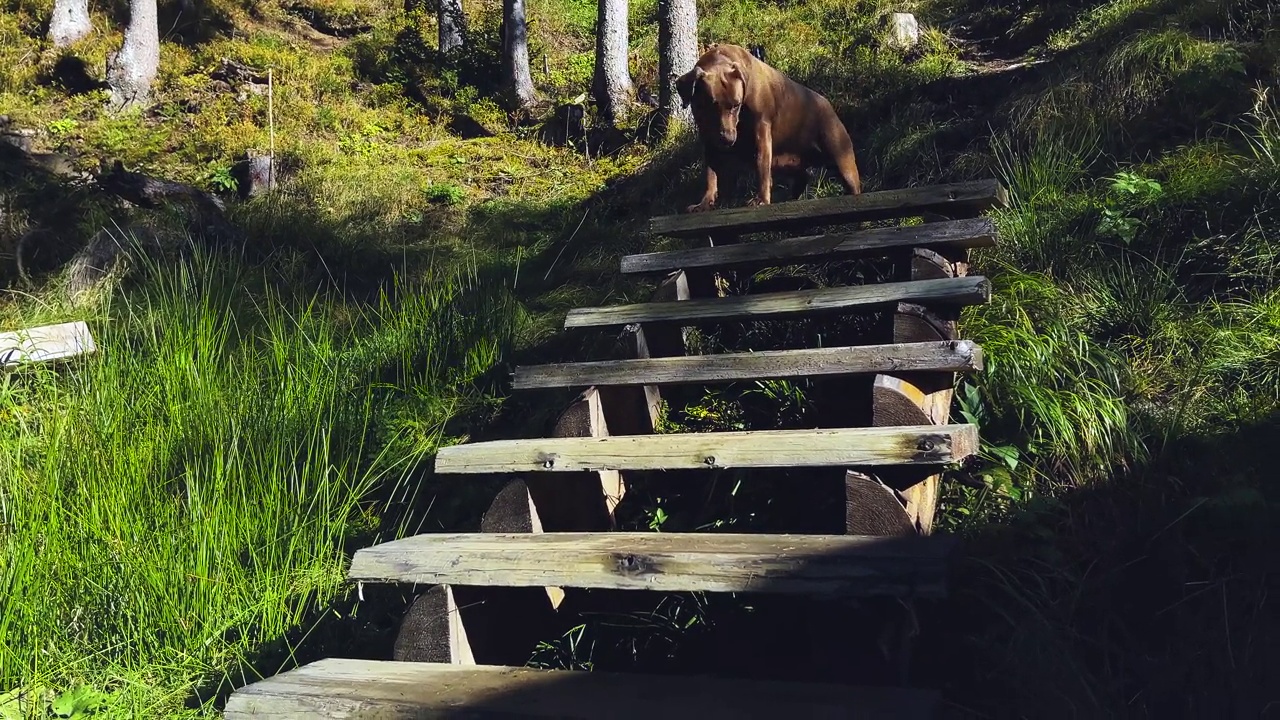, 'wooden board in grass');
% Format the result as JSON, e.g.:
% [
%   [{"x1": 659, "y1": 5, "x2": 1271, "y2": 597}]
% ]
[
  {"x1": 563, "y1": 276, "x2": 990, "y2": 329},
  {"x1": 622, "y1": 217, "x2": 996, "y2": 275},
  {"x1": 648, "y1": 179, "x2": 1008, "y2": 238},
  {"x1": 1, "y1": 321, "x2": 95, "y2": 368},
  {"x1": 223, "y1": 659, "x2": 943, "y2": 719},
  {"x1": 433, "y1": 424, "x2": 978, "y2": 474},
  {"x1": 348, "y1": 532, "x2": 957, "y2": 598},
  {"x1": 513, "y1": 340, "x2": 983, "y2": 390}
]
